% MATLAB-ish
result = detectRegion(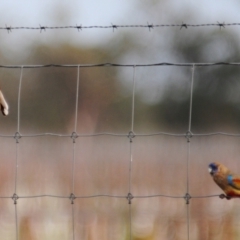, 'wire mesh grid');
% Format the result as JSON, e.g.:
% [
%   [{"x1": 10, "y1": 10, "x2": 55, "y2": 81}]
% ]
[{"x1": 0, "y1": 63, "x2": 240, "y2": 239}]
